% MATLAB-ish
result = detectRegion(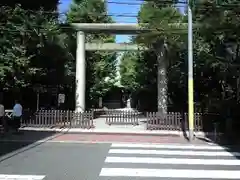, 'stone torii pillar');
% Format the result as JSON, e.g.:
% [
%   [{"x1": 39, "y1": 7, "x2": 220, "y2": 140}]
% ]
[
  {"x1": 75, "y1": 31, "x2": 86, "y2": 112},
  {"x1": 72, "y1": 23, "x2": 151, "y2": 112}
]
